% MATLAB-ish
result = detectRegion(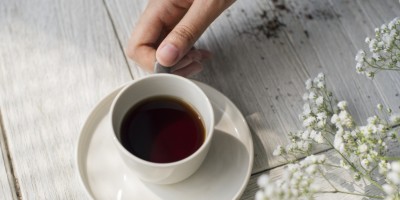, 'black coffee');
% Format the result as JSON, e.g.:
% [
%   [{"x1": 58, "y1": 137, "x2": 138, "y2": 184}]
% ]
[{"x1": 120, "y1": 96, "x2": 205, "y2": 163}]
